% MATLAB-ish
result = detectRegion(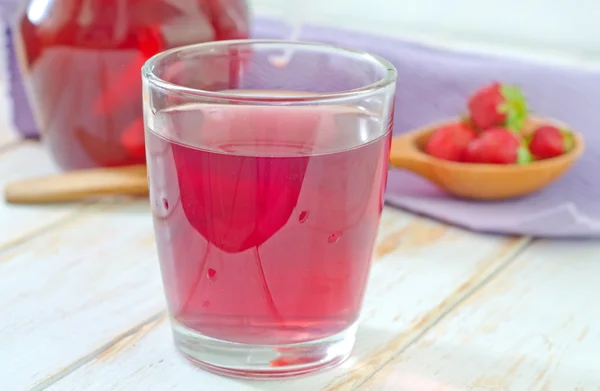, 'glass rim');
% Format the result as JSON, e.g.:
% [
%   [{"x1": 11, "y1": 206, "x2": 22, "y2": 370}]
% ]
[{"x1": 141, "y1": 39, "x2": 398, "y2": 104}]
